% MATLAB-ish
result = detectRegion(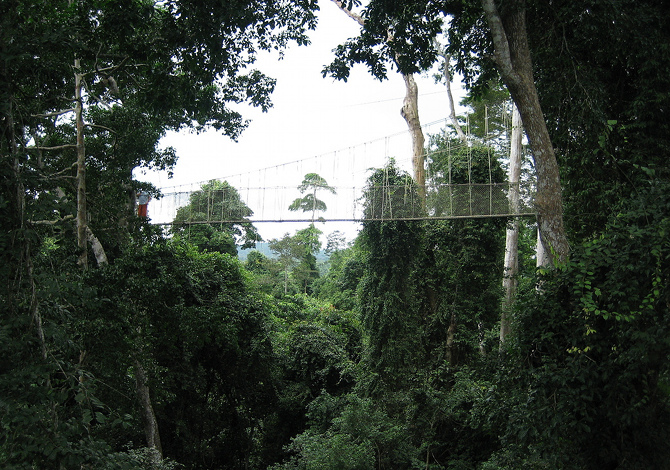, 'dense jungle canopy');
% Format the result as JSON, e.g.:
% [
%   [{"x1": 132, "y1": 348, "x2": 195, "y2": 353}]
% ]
[{"x1": 2, "y1": 1, "x2": 669, "y2": 469}]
